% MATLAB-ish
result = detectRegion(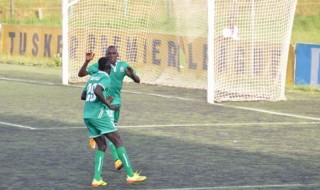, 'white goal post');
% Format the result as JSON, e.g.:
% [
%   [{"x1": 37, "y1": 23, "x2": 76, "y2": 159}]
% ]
[{"x1": 62, "y1": 0, "x2": 297, "y2": 103}]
